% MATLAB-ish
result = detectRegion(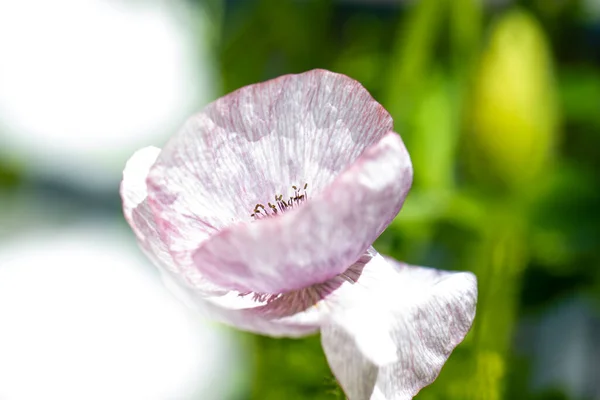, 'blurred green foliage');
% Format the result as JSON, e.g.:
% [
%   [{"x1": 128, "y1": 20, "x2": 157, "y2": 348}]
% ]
[{"x1": 207, "y1": 0, "x2": 600, "y2": 399}]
